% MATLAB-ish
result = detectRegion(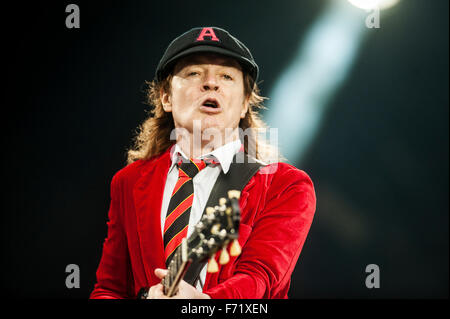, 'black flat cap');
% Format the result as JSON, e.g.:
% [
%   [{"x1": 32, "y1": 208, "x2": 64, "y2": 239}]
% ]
[{"x1": 155, "y1": 27, "x2": 259, "y2": 86}]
